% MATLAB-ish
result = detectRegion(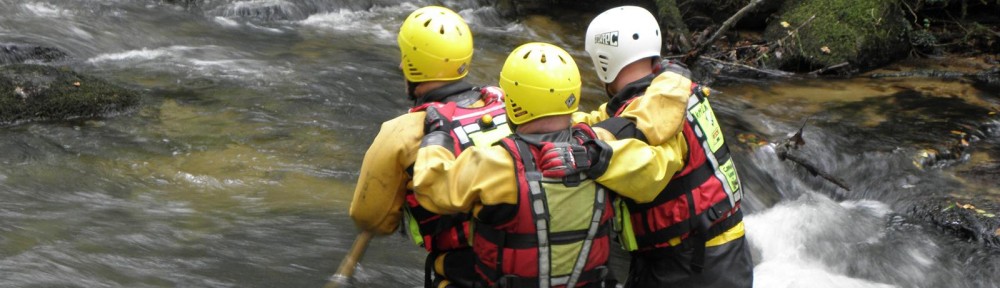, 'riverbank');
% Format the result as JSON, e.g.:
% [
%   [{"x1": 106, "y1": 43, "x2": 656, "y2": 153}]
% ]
[{"x1": 498, "y1": 0, "x2": 999, "y2": 78}]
